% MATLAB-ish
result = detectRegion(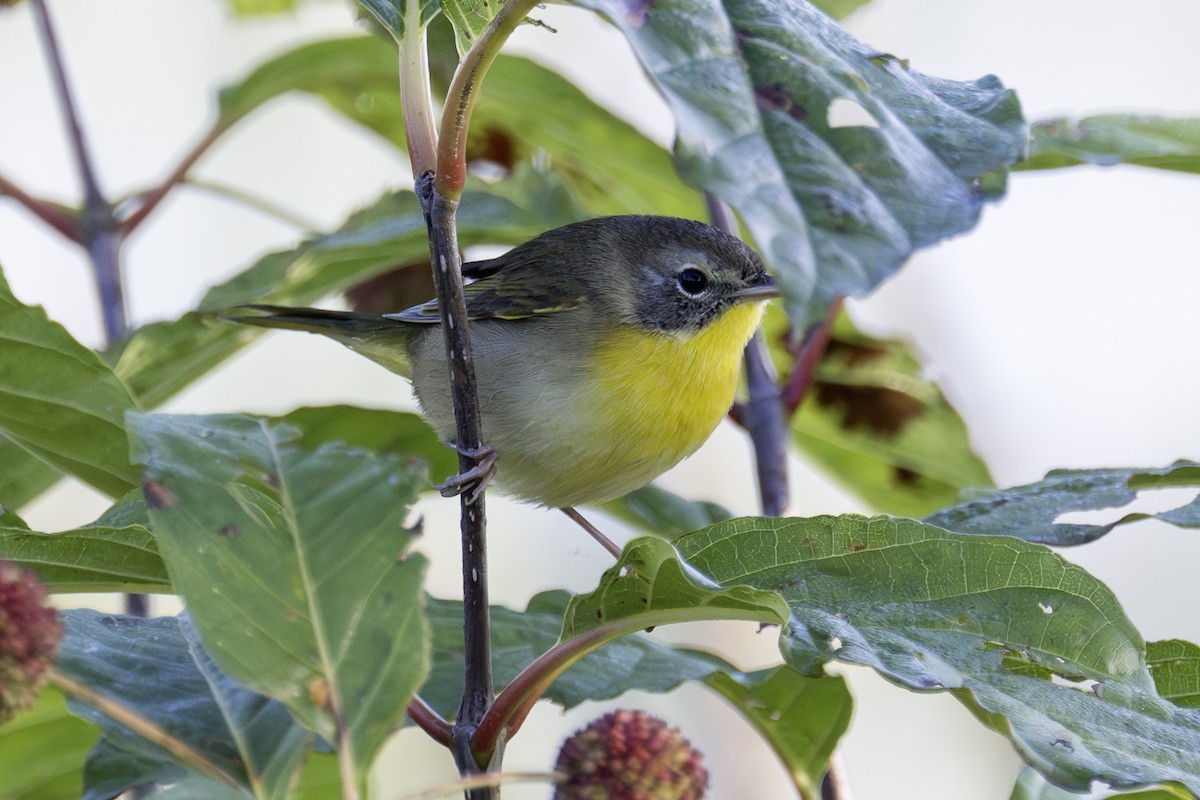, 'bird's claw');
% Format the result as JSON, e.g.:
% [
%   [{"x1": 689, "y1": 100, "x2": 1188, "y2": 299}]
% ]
[{"x1": 436, "y1": 443, "x2": 498, "y2": 504}]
